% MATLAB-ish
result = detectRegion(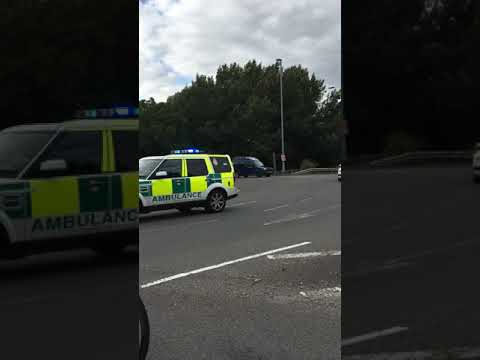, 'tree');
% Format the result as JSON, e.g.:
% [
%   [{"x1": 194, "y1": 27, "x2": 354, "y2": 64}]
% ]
[{"x1": 140, "y1": 61, "x2": 340, "y2": 168}]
